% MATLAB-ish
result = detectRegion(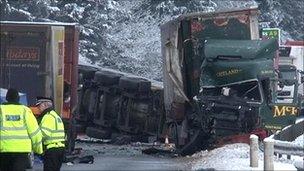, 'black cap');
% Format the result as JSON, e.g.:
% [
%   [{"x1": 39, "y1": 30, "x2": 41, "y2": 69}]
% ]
[
  {"x1": 6, "y1": 88, "x2": 20, "y2": 103},
  {"x1": 35, "y1": 96, "x2": 53, "y2": 106}
]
